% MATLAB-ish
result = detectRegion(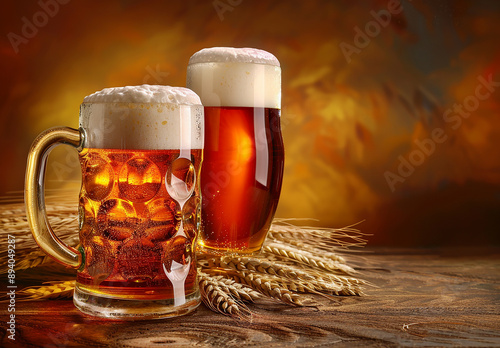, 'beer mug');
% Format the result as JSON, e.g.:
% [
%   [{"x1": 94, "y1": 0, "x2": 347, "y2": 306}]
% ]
[
  {"x1": 187, "y1": 47, "x2": 284, "y2": 255},
  {"x1": 25, "y1": 85, "x2": 204, "y2": 319}
]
